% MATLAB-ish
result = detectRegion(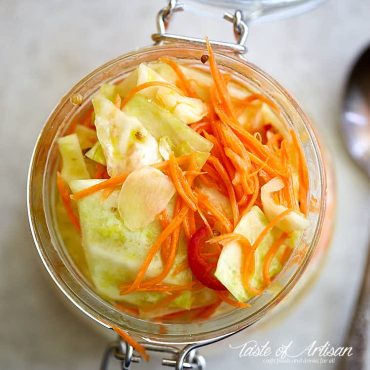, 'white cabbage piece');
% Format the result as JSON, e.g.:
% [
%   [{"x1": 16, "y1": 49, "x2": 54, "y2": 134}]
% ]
[
  {"x1": 99, "y1": 83, "x2": 118, "y2": 102},
  {"x1": 158, "y1": 136, "x2": 175, "y2": 160},
  {"x1": 118, "y1": 63, "x2": 207, "y2": 123},
  {"x1": 118, "y1": 167, "x2": 176, "y2": 231},
  {"x1": 261, "y1": 177, "x2": 309, "y2": 232},
  {"x1": 74, "y1": 124, "x2": 97, "y2": 150},
  {"x1": 58, "y1": 133, "x2": 90, "y2": 183},
  {"x1": 92, "y1": 93, "x2": 161, "y2": 176},
  {"x1": 215, "y1": 206, "x2": 284, "y2": 302},
  {"x1": 117, "y1": 63, "x2": 165, "y2": 99},
  {"x1": 156, "y1": 87, "x2": 207, "y2": 124},
  {"x1": 123, "y1": 95, "x2": 213, "y2": 155},
  {"x1": 85, "y1": 142, "x2": 106, "y2": 165},
  {"x1": 69, "y1": 180, "x2": 191, "y2": 304}
]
